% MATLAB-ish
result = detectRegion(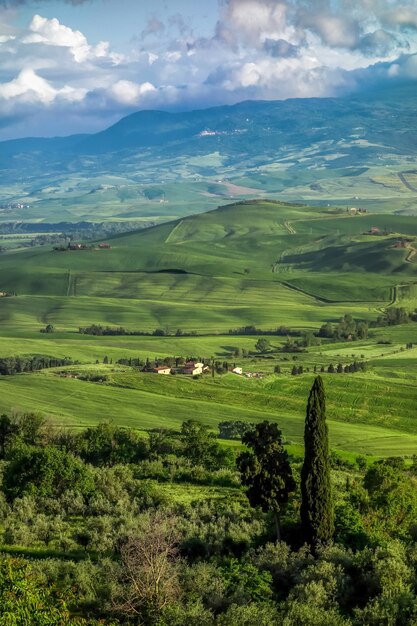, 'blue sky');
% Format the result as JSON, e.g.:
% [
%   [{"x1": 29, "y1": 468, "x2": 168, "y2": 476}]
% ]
[
  {"x1": 1, "y1": 0, "x2": 417, "y2": 139},
  {"x1": 14, "y1": 1, "x2": 218, "y2": 51}
]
